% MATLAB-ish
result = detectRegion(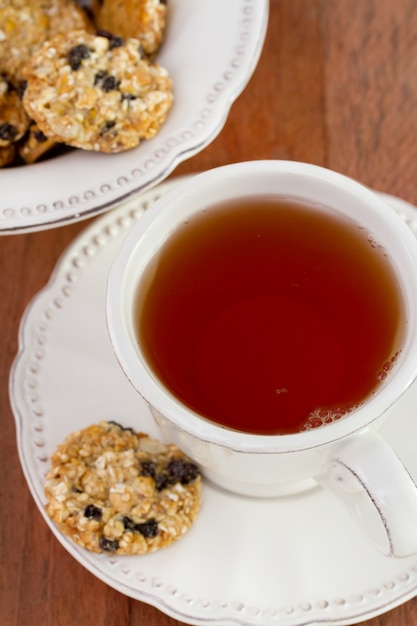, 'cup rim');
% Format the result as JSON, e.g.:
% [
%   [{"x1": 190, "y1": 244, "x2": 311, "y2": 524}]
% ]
[{"x1": 106, "y1": 160, "x2": 417, "y2": 453}]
